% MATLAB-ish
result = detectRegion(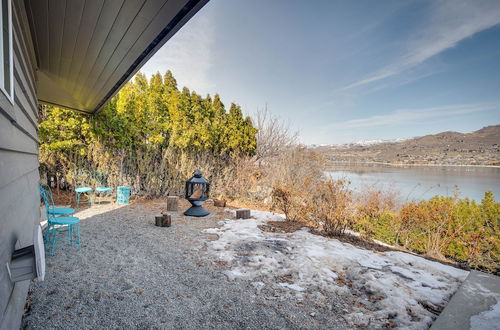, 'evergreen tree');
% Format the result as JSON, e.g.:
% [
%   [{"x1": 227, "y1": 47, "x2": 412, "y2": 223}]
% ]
[{"x1": 39, "y1": 70, "x2": 258, "y2": 183}]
